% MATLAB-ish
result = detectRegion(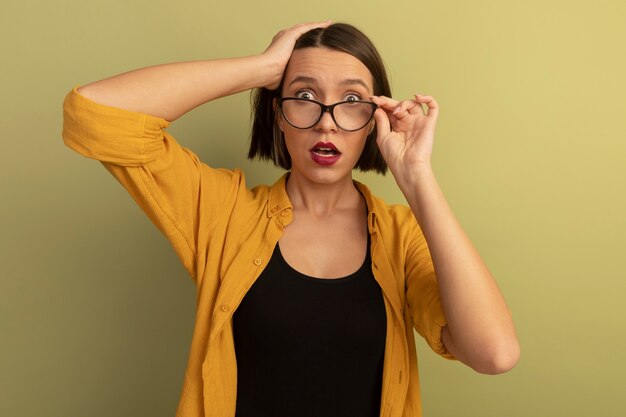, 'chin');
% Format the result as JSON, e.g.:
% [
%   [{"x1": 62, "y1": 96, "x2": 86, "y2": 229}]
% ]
[{"x1": 298, "y1": 168, "x2": 353, "y2": 185}]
